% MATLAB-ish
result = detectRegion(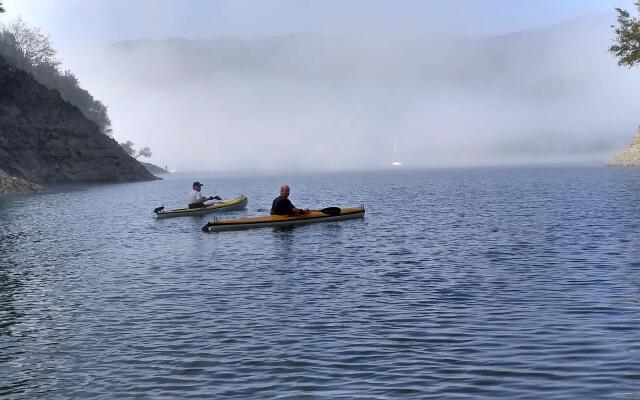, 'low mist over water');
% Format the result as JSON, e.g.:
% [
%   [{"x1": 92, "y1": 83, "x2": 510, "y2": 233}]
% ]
[{"x1": 58, "y1": 14, "x2": 640, "y2": 172}]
